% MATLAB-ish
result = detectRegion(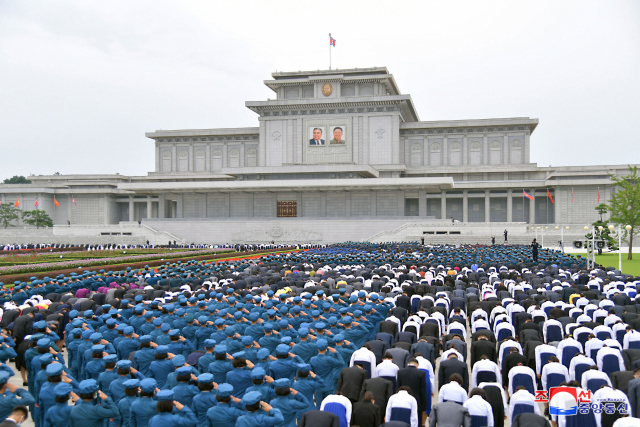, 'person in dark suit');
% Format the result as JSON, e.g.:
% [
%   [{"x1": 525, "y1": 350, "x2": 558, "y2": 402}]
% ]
[
  {"x1": 337, "y1": 363, "x2": 369, "y2": 403},
  {"x1": 502, "y1": 347, "x2": 527, "y2": 388},
  {"x1": 397, "y1": 359, "x2": 428, "y2": 426},
  {"x1": 309, "y1": 128, "x2": 325, "y2": 146},
  {"x1": 428, "y1": 401, "x2": 471, "y2": 427},
  {"x1": 438, "y1": 353, "x2": 469, "y2": 391},
  {"x1": 359, "y1": 377, "x2": 394, "y2": 420},
  {"x1": 351, "y1": 392, "x2": 381, "y2": 427},
  {"x1": 470, "y1": 335, "x2": 496, "y2": 366},
  {"x1": 0, "y1": 406, "x2": 28, "y2": 427},
  {"x1": 298, "y1": 409, "x2": 340, "y2": 427}
]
